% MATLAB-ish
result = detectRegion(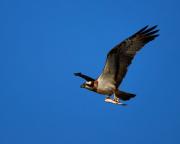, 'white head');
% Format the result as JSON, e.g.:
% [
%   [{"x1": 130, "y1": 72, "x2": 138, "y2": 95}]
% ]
[{"x1": 80, "y1": 81, "x2": 95, "y2": 91}]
